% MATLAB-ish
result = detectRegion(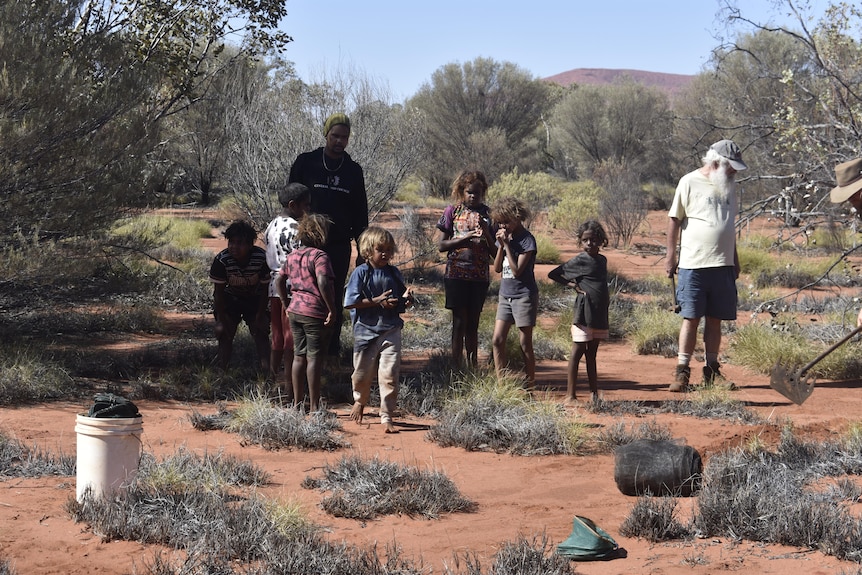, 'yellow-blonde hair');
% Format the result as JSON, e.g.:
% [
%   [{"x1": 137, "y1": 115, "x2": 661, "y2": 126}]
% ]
[{"x1": 358, "y1": 226, "x2": 397, "y2": 260}]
